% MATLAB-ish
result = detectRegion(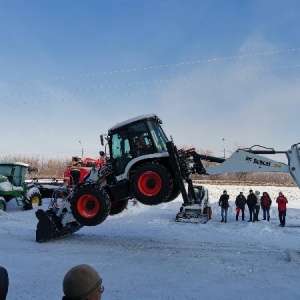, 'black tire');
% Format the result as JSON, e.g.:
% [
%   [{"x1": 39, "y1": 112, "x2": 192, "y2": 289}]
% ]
[
  {"x1": 109, "y1": 200, "x2": 128, "y2": 216},
  {"x1": 164, "y1": 180, "x2": 181, "y2": 203},
  {"x1": 0, "y1": 199, "x2": 7, "y2": 211},
  {"x1": 70, "y1": 186, "x2": 111, "y2": 226},
  {"x1": 130, "y1": 162, "x2": 172, "y2": 205},
  {"x1": 24, "y1": 188, "x2": 42, "y2": 210}
]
